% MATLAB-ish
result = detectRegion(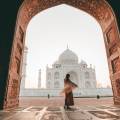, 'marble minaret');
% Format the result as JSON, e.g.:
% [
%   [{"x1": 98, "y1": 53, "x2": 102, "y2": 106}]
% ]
[{"x1": 38, "y1": 69, "x2": 41, "y2": 88}]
